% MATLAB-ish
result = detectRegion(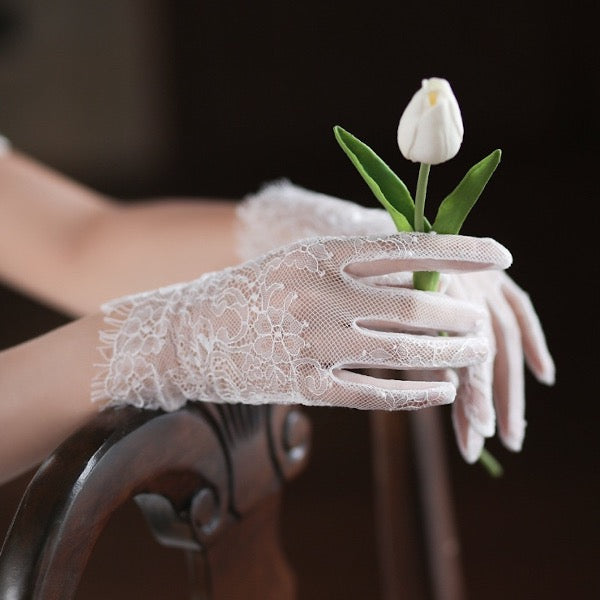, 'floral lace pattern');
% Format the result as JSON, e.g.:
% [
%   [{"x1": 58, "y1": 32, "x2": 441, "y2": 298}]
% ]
[
  {"x1": 237, "y1": 181, "x2": 558, "y2": 461},
  {"x1": 94, "y1": 233, "x2": 507, "y2": 412}
]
